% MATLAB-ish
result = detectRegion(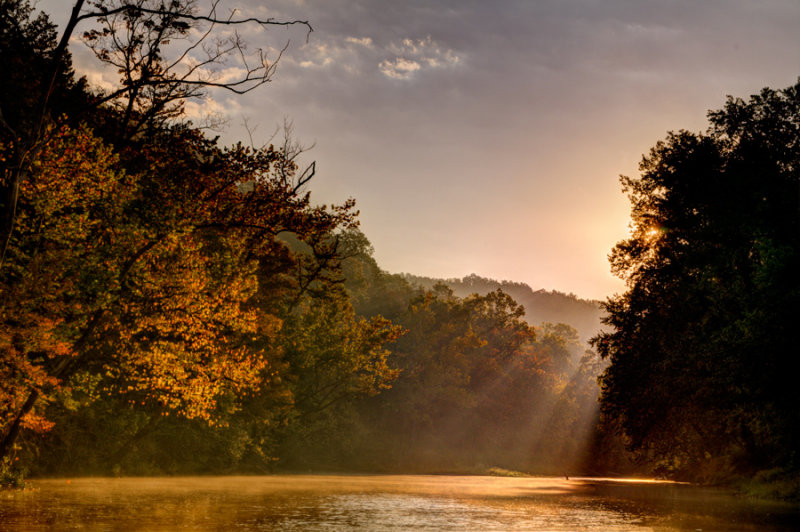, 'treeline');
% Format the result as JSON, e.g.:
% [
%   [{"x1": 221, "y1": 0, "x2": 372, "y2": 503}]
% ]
[
  {"x1": 0, "y1": 1, "x2": 631, "y2": 482},
  {"x1": 13, "y1": 231, "x2": 616, "y2": 477},
  {"x1": 403, "y1": 273, "x2": 605, "y2": 344}
]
